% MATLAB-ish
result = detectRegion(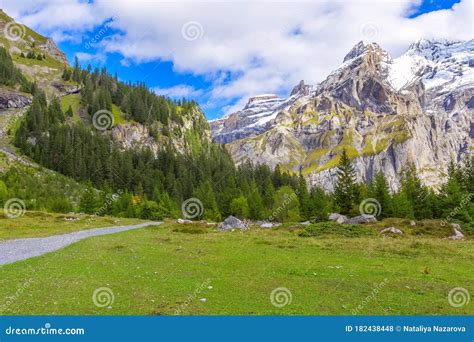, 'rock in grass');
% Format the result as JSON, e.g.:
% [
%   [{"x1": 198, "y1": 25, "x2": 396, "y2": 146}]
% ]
[
  {"x1": 328, "y1": 213, "x2": 348, "y2": 224},
  {"x1": 218, "y1": 215, "x2": 246, "y2": 231},
  {"x1": 345, "y1": 215, "x2": 377, "y2": 224},
  {"x1": 177, "y1": 218, "x2": 193, "y2": 224},
  {"x1": 300, "y1": 221, "x2": 311, "y2": 226},
  {"x1": 410, "y1": 220, "x2": 416, "y2": 226},
  {"x1": 380, "y1": 227, "x2": 403, "y2": 234},
  {"x1": 449, "y1": 224, "x2": 465, "y2": 240}
]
